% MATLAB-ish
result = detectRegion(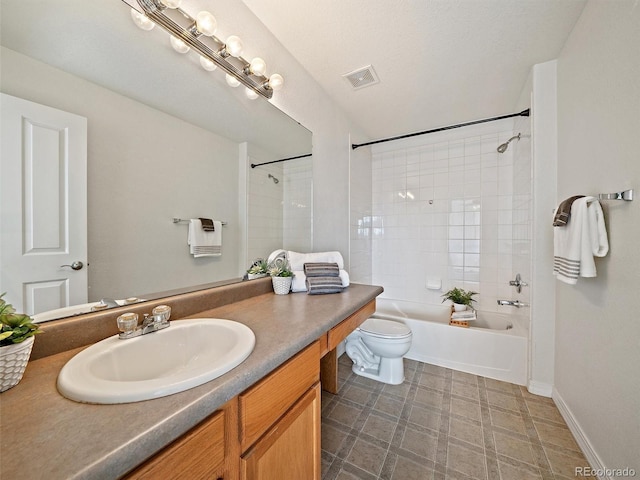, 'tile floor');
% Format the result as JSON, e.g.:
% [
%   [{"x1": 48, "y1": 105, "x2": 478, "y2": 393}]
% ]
[{"x1": 321, "y1": 355, "x2": 591, "y2": 480}]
